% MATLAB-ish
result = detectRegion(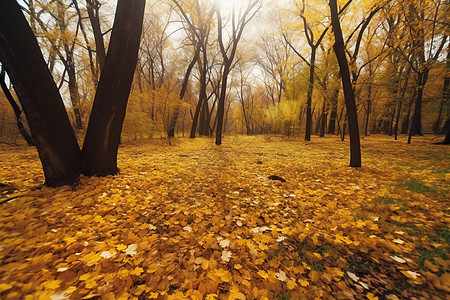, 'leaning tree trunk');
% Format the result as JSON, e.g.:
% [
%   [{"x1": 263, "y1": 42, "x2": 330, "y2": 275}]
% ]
[
  {"x1": 80, "y1": 0, "x2": 145, "y2": 176},
  {"x1": 330, "y1": 0, "x2": 361, "y2": 167},
  {"x1": 0, "y1": 71, "x2": 35, "y2": 146},
  {"x1": 168, "y1": 45, "x2": 200, "y2": 138},
  {"x1": 0, "y1": 0, "x2": 80, "y2": 186}
]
